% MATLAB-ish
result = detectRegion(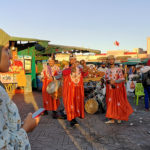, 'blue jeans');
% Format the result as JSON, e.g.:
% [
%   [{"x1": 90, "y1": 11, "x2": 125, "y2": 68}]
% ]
[{"x1": 144, "y1": 86, "x2": 150, "y2": 109}]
